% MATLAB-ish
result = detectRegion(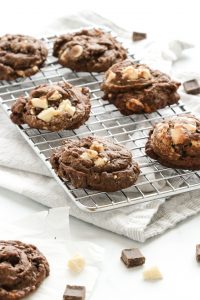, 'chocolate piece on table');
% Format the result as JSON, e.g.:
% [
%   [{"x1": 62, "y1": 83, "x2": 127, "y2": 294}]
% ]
[
  {"x1": 183, "y1": 79, "x2": 200, "y2": 95},
  {"x1": 63, "y1": 285, "x2": 86, "y2": 300},
  {"x1": 132, "y1": 31, "x2": 147, "y2": 42},
  {"x1": 121, "y1": 248, "x2": 145, "y2": 268},
  {"x1": 196, "y1": 244, "x2": 200, "y2": 262}
]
